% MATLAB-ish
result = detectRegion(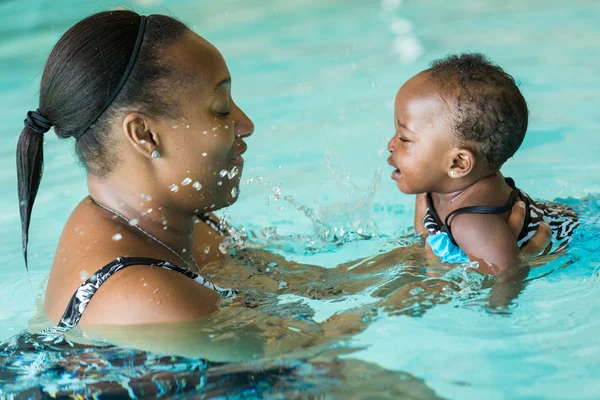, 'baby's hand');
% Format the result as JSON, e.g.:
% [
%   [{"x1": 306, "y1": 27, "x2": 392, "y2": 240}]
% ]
[{"x1": 507, "y1": 201, "x2": 551, "y2": 255}]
